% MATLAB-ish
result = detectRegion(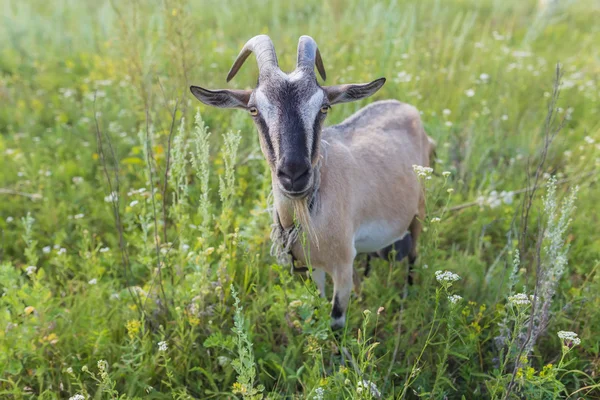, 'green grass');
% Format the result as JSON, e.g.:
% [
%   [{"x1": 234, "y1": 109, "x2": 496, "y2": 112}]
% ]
[{"x1": 1, "y1": 0, "x2": 600, "y2": 398}]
